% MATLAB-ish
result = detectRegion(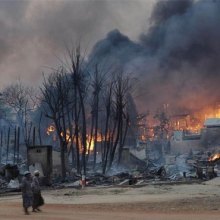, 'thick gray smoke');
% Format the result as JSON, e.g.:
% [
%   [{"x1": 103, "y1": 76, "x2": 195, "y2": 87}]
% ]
[
  {"x1": 89, "y1": 0, "x2": 220, "y2": 113},
  {"x1": 0, "y1": 0, "x2": 152, "y2": 89}
]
